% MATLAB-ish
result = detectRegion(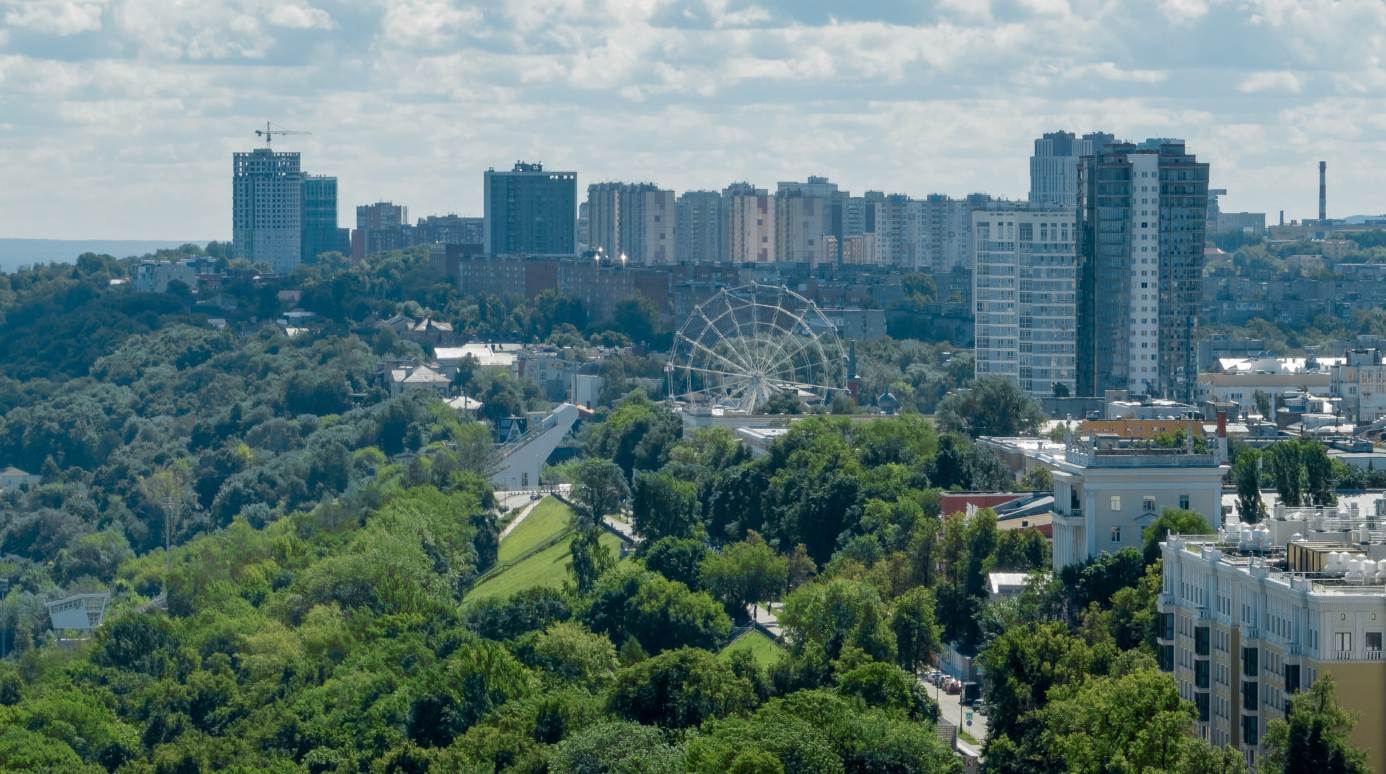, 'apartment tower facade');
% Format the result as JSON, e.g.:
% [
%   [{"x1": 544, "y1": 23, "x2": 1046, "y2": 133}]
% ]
[{"x1": 1076, "y1": 139, "x2": 1209, "y2": 399}]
